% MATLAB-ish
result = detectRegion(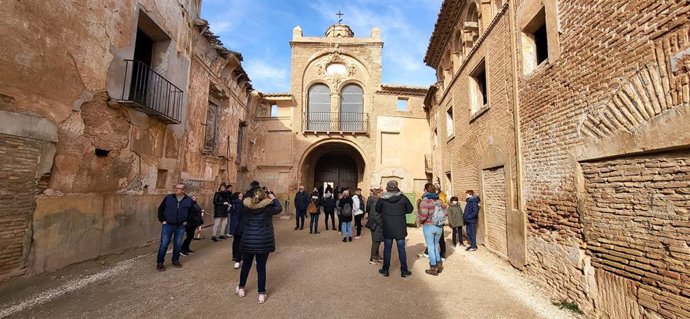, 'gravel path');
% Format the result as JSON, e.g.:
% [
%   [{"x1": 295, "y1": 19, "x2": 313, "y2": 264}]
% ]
[{"x1": 0, "y1": 218, "x2": 582, "y2": 319}]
